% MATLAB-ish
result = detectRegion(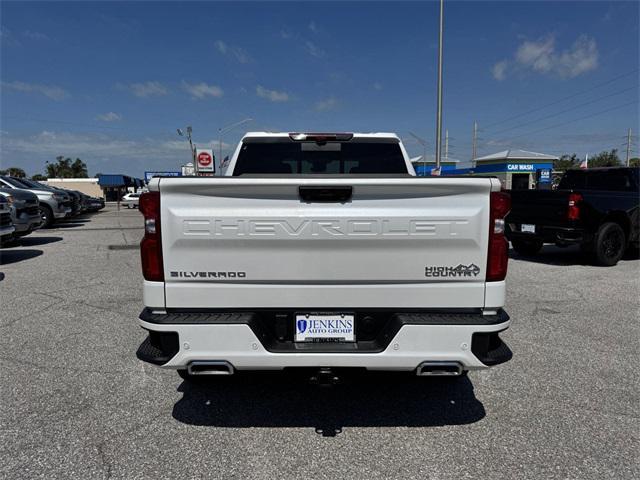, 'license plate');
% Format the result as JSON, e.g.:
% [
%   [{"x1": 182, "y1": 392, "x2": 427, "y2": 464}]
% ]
[
  {"x1": 295, "y1": 313, "x2": 355, "y2": 342},
  {"x1": 521, "y1": 224, "x2": 536, "y2": 233}
]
